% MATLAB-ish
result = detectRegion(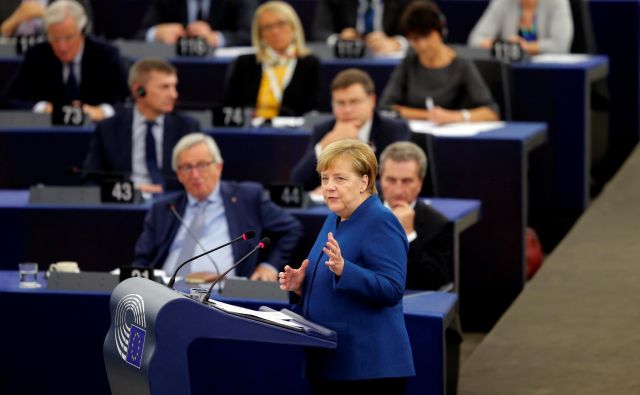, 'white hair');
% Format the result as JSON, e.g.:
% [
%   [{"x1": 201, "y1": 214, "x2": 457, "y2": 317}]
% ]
[
  {"x1": 44, "y1": 0, "x2": 88, "y2": 32},
  {"x1": 172, "y1": 133, "x2": 224, "y2": 171}
]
